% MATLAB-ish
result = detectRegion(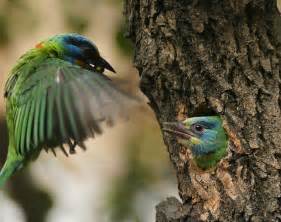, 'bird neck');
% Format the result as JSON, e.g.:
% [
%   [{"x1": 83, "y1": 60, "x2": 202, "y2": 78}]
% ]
[
  {"x1": 194, "y1": 142, "x2": 227, "y2": 170},
  {"x1": 10, "y1": 47, "x2": 52, "y2": 75}
]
